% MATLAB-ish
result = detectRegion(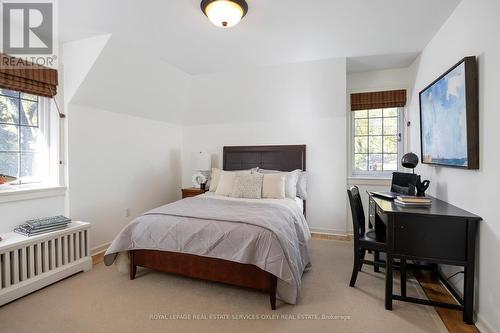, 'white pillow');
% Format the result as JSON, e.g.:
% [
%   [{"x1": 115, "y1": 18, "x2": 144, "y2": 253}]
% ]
[
  {"x1": 258, "y1": 169, "x2": 301, "y2": 199},
  {"x1": 231, "y1": 173, "x2": 263, "y2": 199},
  {"x1": 215, "y1": 171, "x2": 236, "y2": 196},
  {"x1": 209, "y1": 168, "x2": 255, "y2": 192},
  {"x1": 209, "y1": 168, "x2": 222, "y2": 192},
  {"x1": 262, "y1": 174, "x2": 286, "y2": 199},
  {"x1": 296, "y1": 171, "x2": 308, "y2": 200}
]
